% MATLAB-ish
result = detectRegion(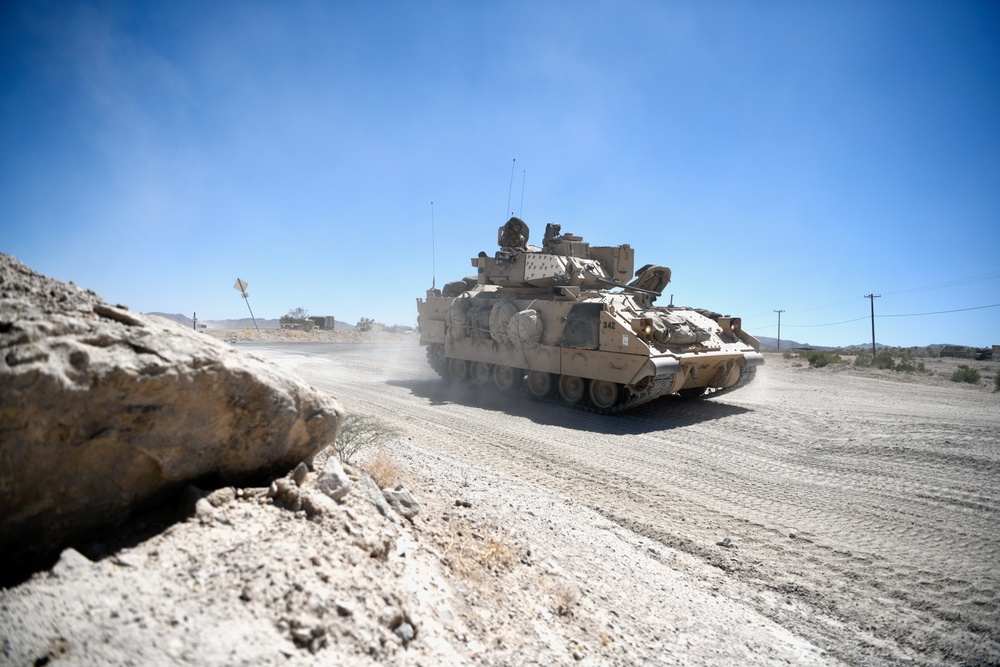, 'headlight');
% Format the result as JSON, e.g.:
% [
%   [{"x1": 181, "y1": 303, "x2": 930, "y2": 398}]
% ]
[{"x1": 631, "y1": 318, "x2": 653, "y2": 338}]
